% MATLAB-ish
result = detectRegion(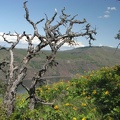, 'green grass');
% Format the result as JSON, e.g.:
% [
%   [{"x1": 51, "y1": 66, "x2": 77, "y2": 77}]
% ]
[{"x1": 5, "y1": 65, "x2": 120, "y2": 120}]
